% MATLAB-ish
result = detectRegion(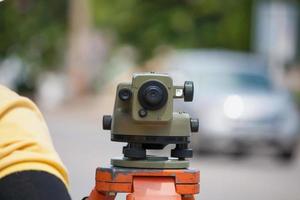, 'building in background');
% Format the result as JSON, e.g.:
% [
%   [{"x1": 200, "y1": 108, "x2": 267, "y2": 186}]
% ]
[{"x1": 253, "y1": 0, "x2": 299, "y2": 85}]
